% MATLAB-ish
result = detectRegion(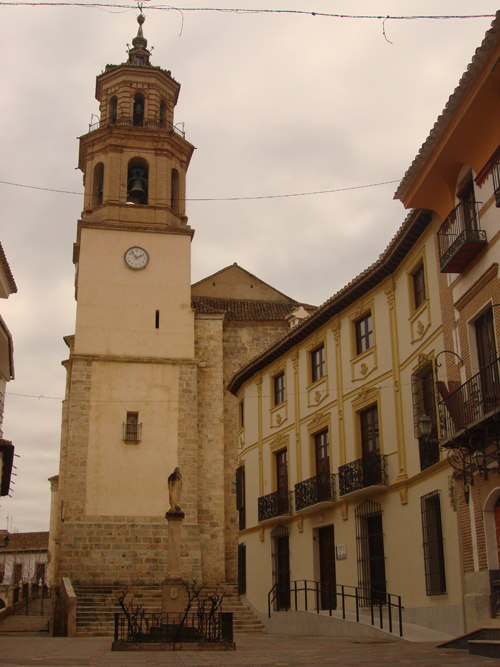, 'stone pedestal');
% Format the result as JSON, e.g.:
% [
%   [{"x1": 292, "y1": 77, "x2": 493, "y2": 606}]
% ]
[{"x1": 162, "y1": 509, "x2": 186, "y2": 618}]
